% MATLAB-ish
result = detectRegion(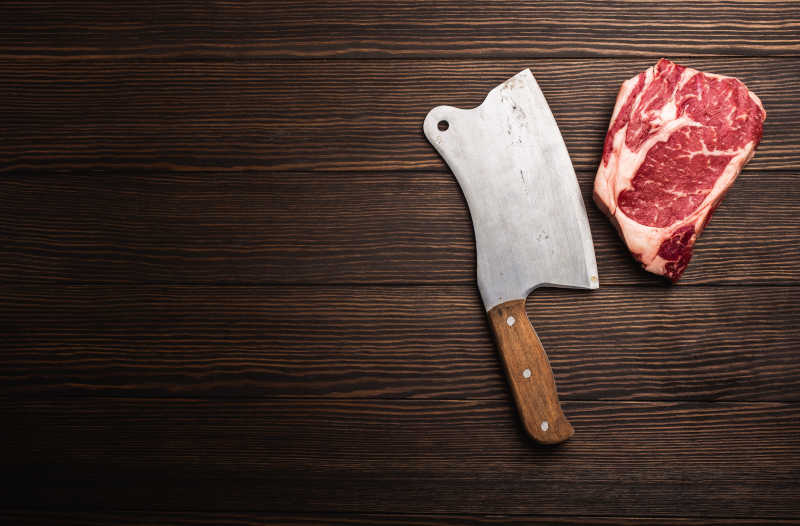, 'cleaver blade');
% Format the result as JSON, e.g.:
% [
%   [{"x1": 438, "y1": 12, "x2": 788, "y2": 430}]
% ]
[{"x1": 423, "y1": 69, "x2": 598, "y2": 445}]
